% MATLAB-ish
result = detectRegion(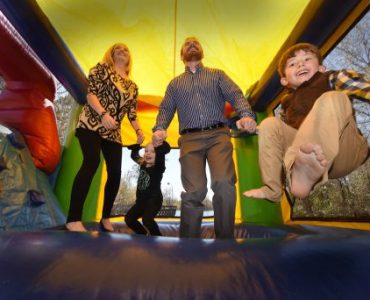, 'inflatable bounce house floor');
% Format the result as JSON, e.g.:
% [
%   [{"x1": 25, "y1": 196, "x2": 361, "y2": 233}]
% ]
[
  {"x1": 1, "y1": 222, "x2": 370, "y2": 299},
  {"x1": 1, "y1": 1, "x2": 370, "y2": 299}
]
